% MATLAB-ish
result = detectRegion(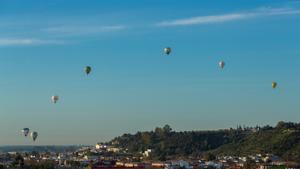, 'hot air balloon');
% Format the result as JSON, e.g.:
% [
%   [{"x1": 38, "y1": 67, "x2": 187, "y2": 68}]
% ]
[
  {"x1": 22, "y1": 128, "x2": 30, "y2": 137},
  {"x1": 219, "y1": 61, "x2": 225, "y2": 69},
  {"x1": 164, "y1": 47, "x2": 171, "y2": 55},
  {"x1": 52, "y1": 95, "x2": 59, "y2": 103},
  {"x1": 85, "y1": 66, "x2": 92, "y2": 75},
  {"x1": 31, "y1": 132, "x2": 38, "y2": 141},
  {"x1": 272, "y1": 82, "x2": 277, "y2": 89}
]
